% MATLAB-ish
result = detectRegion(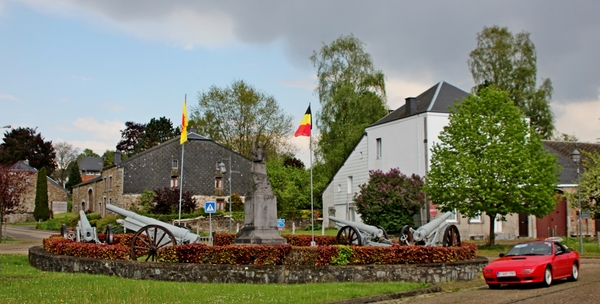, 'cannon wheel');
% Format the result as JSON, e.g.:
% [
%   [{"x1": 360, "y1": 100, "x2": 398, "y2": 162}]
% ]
[
  {"x1": 375, "y1": 225, "x2": 389, "y2": 241},
  {"x1": 337, "y1": 226, "x2": 362, "y2": 246},
  {"x1": 130, "y1": 224, "x2": 176, "y2": 261},
  {"x1": 399, "y1": 225, "x2": 414, "y2": 246},
  {"x1": 442, "y1": 224, "x2": 461, "y2": 247},
  {"x1": 105, "y1": 224, "x2": 114, "y2": 245}
]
